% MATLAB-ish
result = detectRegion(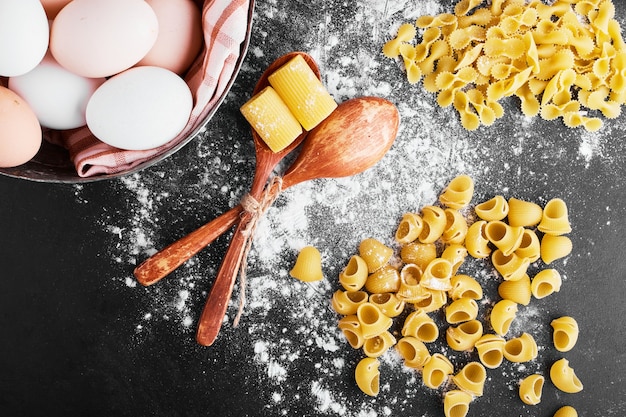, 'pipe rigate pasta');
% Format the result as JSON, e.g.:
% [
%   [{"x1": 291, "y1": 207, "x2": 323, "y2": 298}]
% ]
[
  {"x1": 507, "y1": 197, "x2": 543, "y2": 227},
  {"x1": 395, "y1": 336, "x2": 431, "y2": 369},
  {"x1": 465, "y1": 220, "x2": 492, "y2": 258},
  {"x1": 490, "y1": 299, "x2": 518, "y2": 336},
  {"x1": 421, "y1": 258, "x2": 454, "y2": 291},
  {"x1": 475, "y1": 334, "x2": 506, "y2": 369},
  {"x1": 355, "y1": 357, "x2": 380, "y2": 396},
  {"x1": 443, "y1": 389, "x2": 473, "y2": 417},
  {"x1": 503, "y1": 332, "x2": 538, "y2": 363},
  {"x1": 519, "y1": 374, "x2": 544, "y2": 405},
  {"x1": 484, "y1": 220, "x2": 524, "y2": 256},
  {"x1": 422, "y1": 353, "x2": 454, "y2": 389},
  {"x1": 365, "y1": 265, "x2": 401, "y2": 294},
  {"x1": 446, "y1": 319, "x2": 483, "y2": 351},
  {"x1": 338, "y1": 315, "x2": 364, "y2": 349},
  {"x1": 419, "y1": 205, "x2": 447, "y2": 243},
  {"x1": 359, "y1": 238, "x2": 393, "y2": 273},
  {"x1": 445, "y1": 297, "x2": 479, "y2": 324},
  {"x1": 453, "y1": 361, "x2": 487, "y2": 397},
  {"x1": 397, "y1": 264, "x2": 424, "y2": 302},
  {"x1": 356, "y1": 303, "x2": 393, "y2": 339},
  {"x1": 537, "y1": 198, "x2": 572, "y2": 236},
  {"x1": 540, "y1": 234, "x2": 573, "y2": 264},
  {"x1": 402, "y1": 310, "x2": 439, "y2": 343},
  {"x1": 498, "y1": 274, "x2": 532, "y2": 306},
  {"x1": 400, "y1": 242, "x2": 437, "y2": 271},
  {"x1": 442, "y1": 209, "x2": 469, "y2": 244},
  {"x1": 475, "y1": 195, "x2": 509, "y2": 221},
  {"x1": 289, "y1": 246, "x2": 323, "y2": 282},
  {"x1": 441, "y1": 244, "x2": 468, "y2": 275},
  {"x1": 369, "y1": 293, "x2": 404, "y2": 318},
  {"x1": 363, "y1": 331, "x2": 396, "y2": 358},
  {"x1": 531, "y1": 269, "x2": 562, "y2": 299},
  {"x1": 449, "y1": 274, "x2": 483, "y2": 300},
  {"x1": 551, "y1": 316, "x2": 579, "y2": 352},
  {"x1": 491, "y1": 249, "x2": 530, "y2": 281},
  {"x1": 514, "y1": 228, "x2": 541, "y2": 262},
  {"x1": 439, "y1": 174, "x2": 474, "y2": 209},
  {"x1": 550, "y1": 358, "x2": 583, "y2": 393},
  {"x1": 331, "y1": 290, "x2": 368, "y2": 315},
  {"x1": 339, "y1": 255, "x2": 368, "y2": 291},
  {"x1": 414, "y1": 288, "x2": 448, "y2": 313},
  {"x1": 553, "y1": 405, "x2": 578, "y2": 417},
  {"x1": 395, "y1": 212, "x2": 423, "y2": 244}
]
